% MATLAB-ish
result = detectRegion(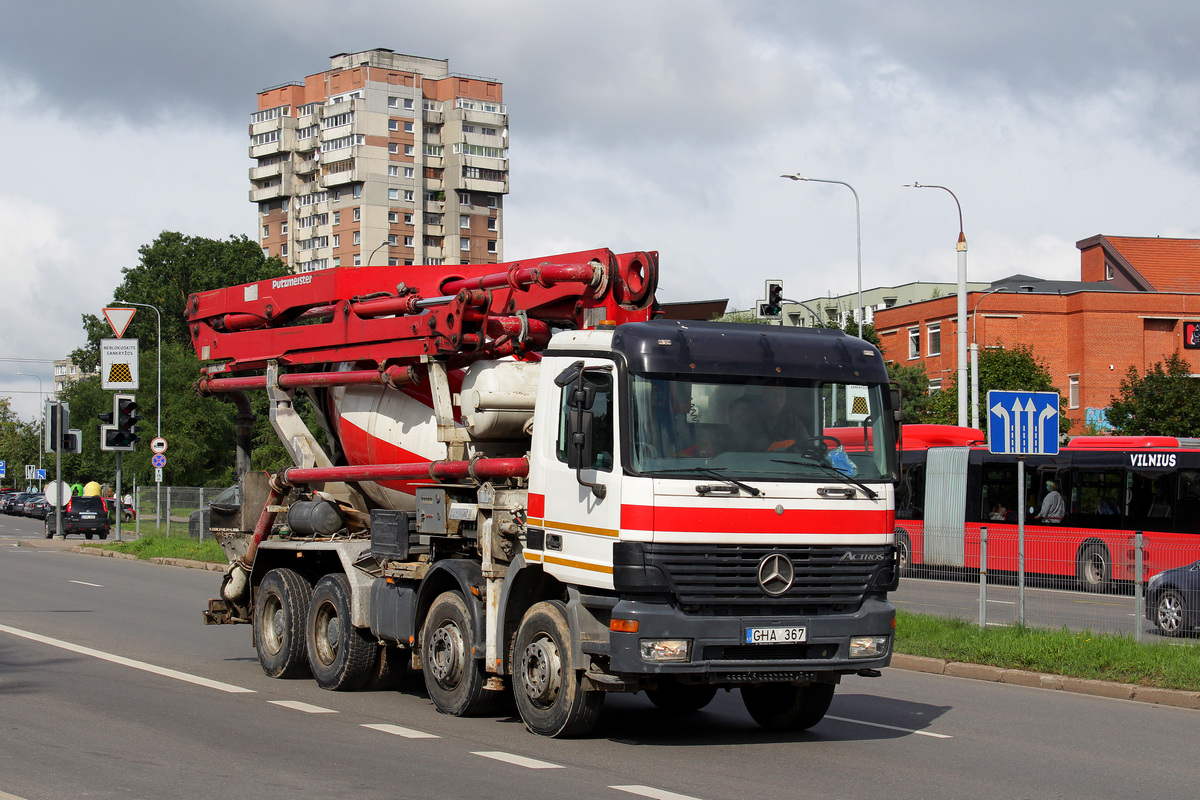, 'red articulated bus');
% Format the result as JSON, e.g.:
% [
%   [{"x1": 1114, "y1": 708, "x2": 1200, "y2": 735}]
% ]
[{"x1": 895, "y1": 424, "x2": 1200, "y2": 592}]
